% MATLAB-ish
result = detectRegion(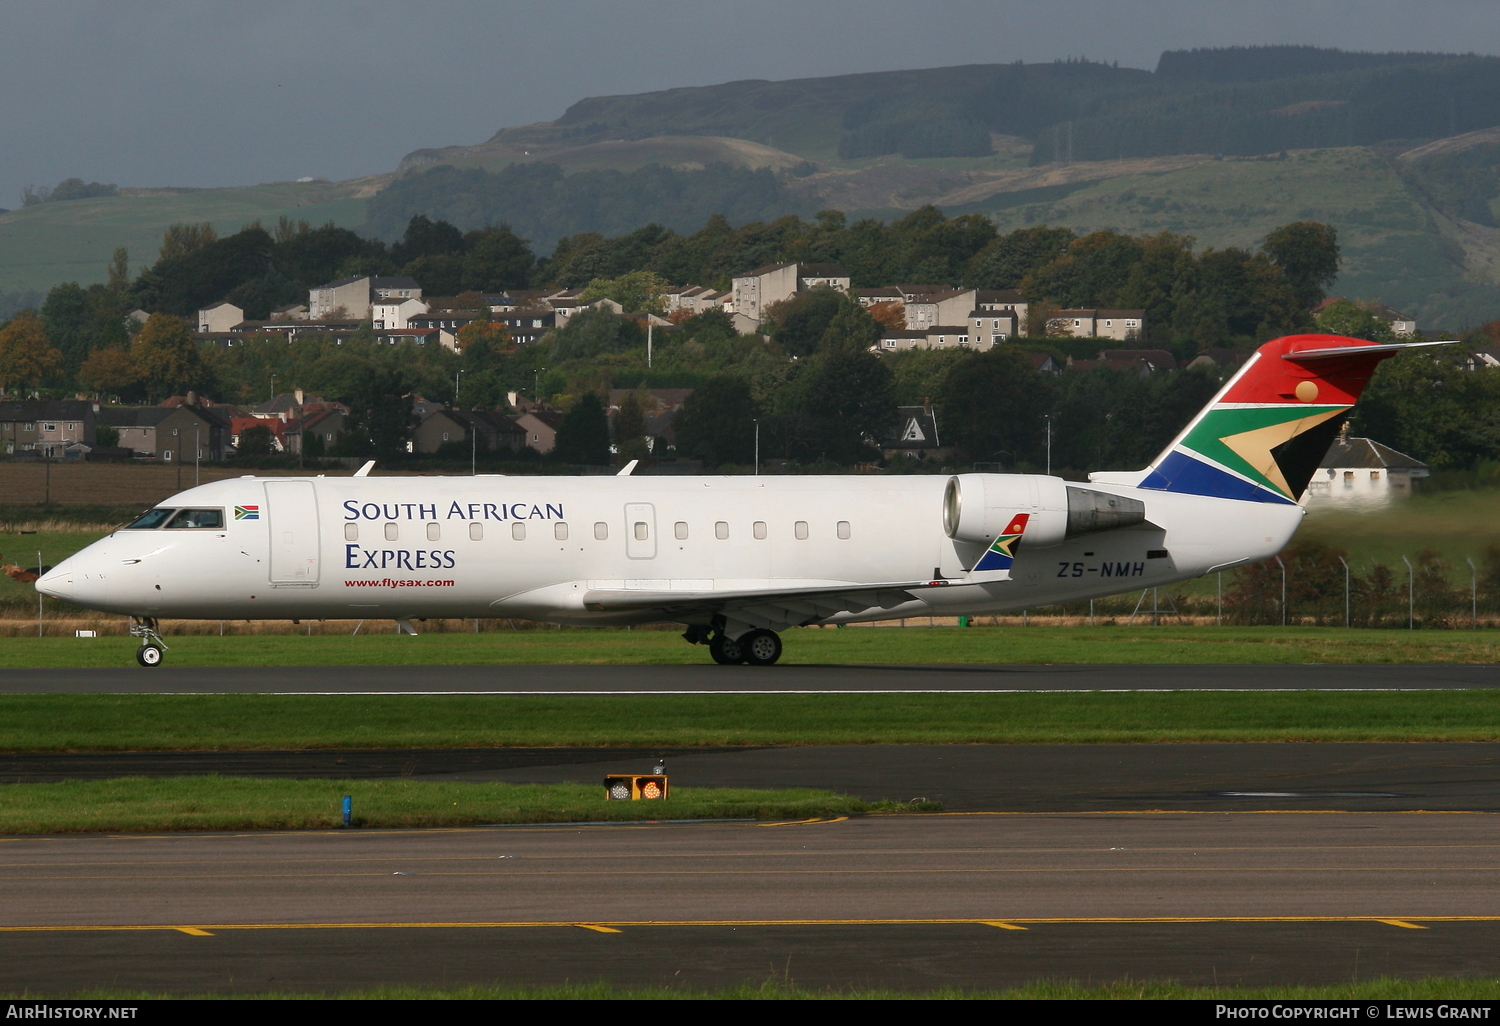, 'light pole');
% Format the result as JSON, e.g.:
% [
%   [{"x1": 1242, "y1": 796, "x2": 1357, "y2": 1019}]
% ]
[
  {"x1": 455, "y1": 368, "x2": 464, "y2": 406},
  {"x1": 1278, "y1": 558, "x2": 1290, "y2": 630},
  {"x1": 534, "y1": 367, "x2": 546, "y2": 404},
  {"x1": 1338, "y1": 555, "x2": 1350, "y2": 628},
  {"x1": 1467, "y1": 557, "x2": 1478, "y2": 628},
  {"x1": 753, "y1": 418, "x2": 759, "y2": 476},
  {"x1": 1044, "y1": 414, "x2": 1052, "y2": 476},
  {"x1": 1401, "y1": 555, "x2": 1414, "y2": 629}
]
